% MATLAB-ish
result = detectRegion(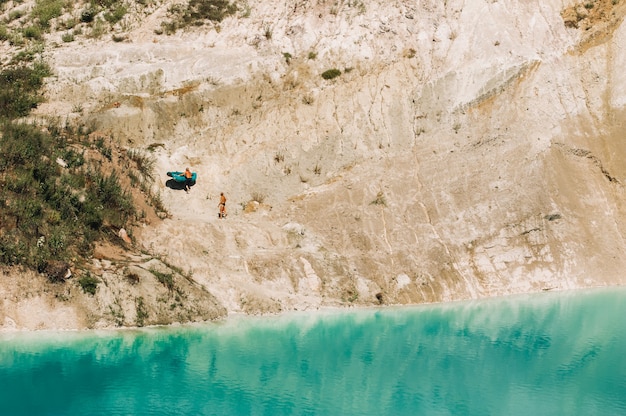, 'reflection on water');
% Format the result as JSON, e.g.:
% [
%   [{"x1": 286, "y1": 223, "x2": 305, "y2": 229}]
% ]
[{"x1": 1, "y1": 288, "x2": 625, "y2": 415}]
